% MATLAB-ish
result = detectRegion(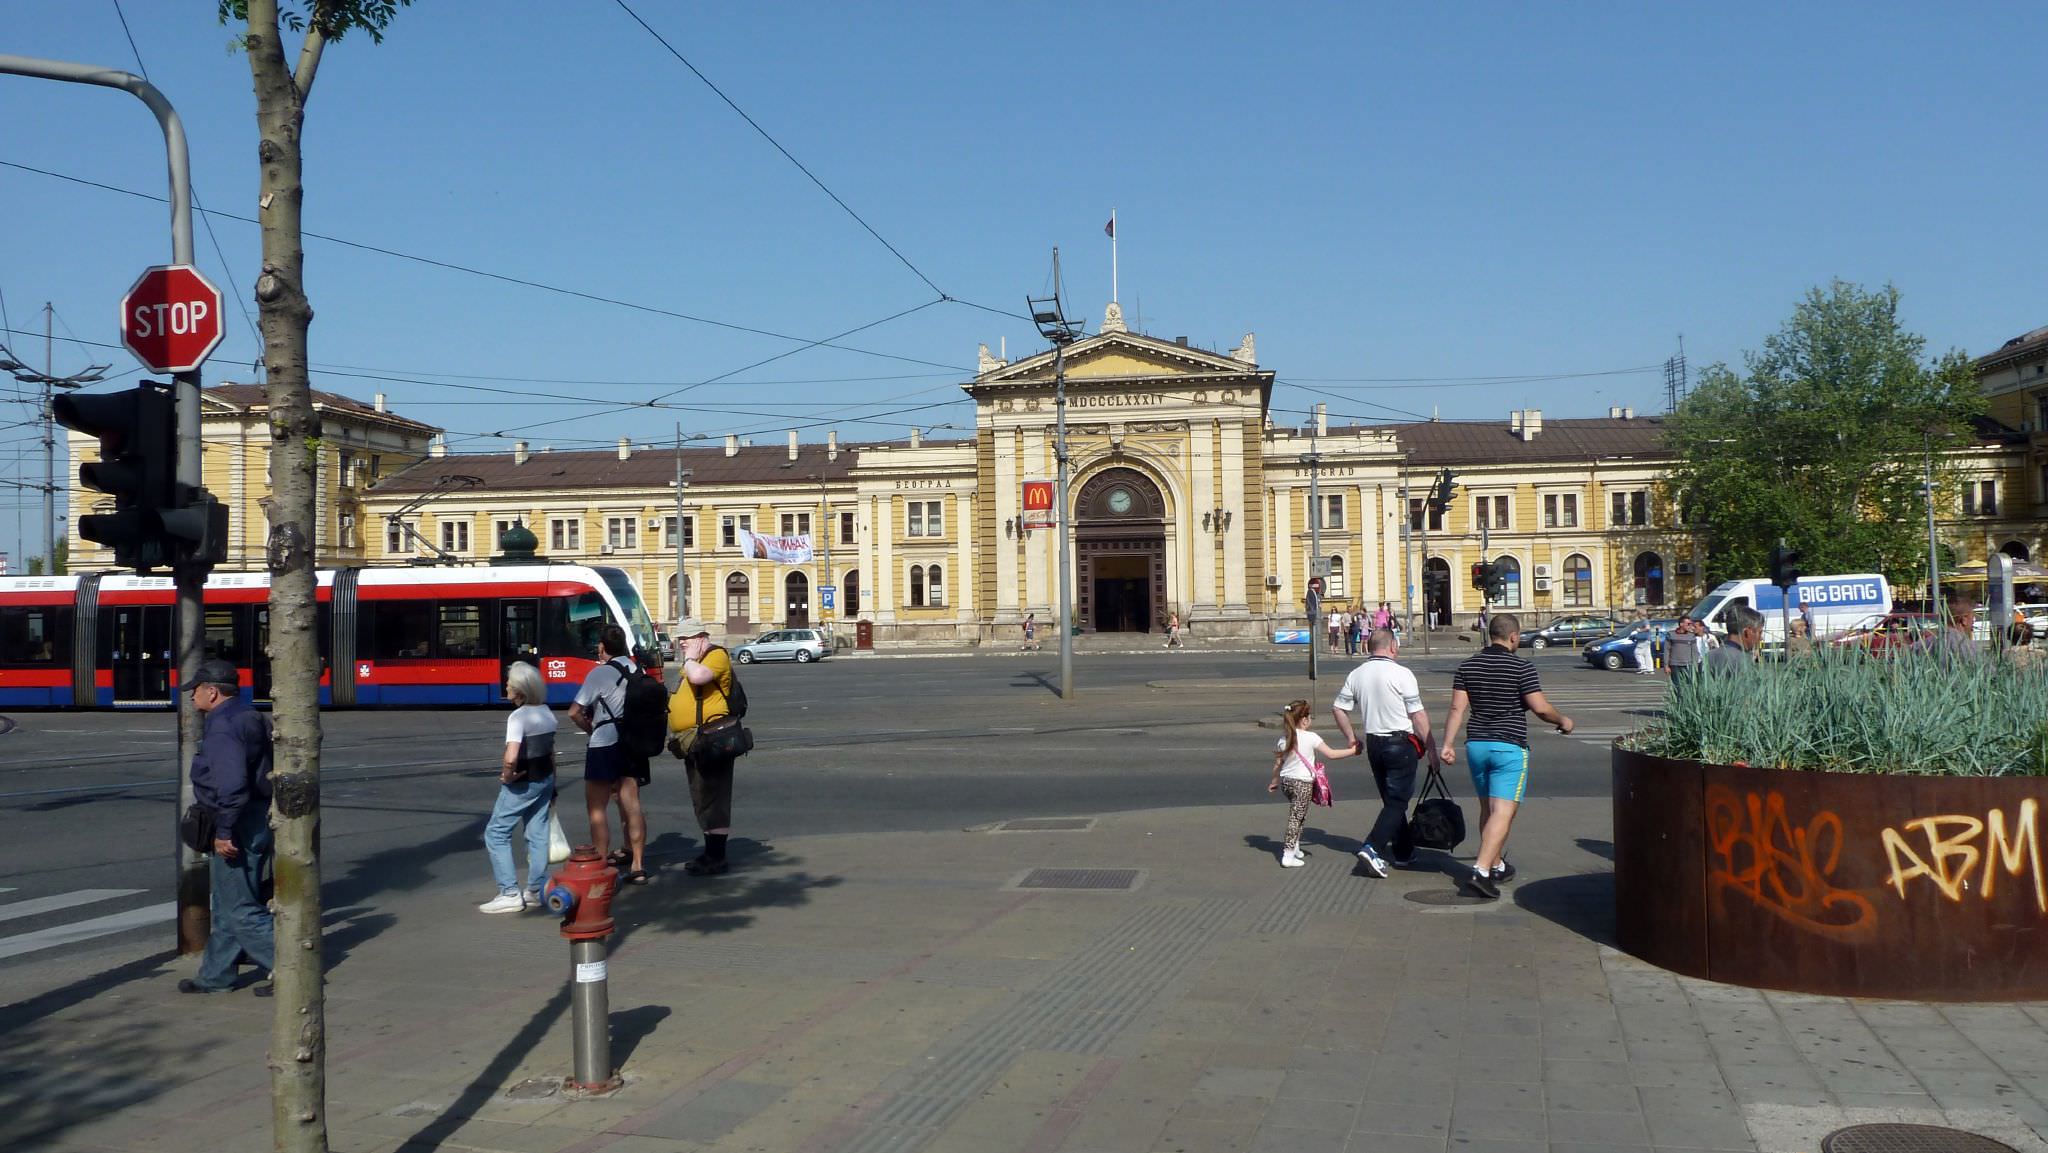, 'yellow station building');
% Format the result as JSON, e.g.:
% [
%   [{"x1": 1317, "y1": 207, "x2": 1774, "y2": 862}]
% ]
[{"x1": 64, "y1": 312, "x2": 2048, "y2": 644}]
